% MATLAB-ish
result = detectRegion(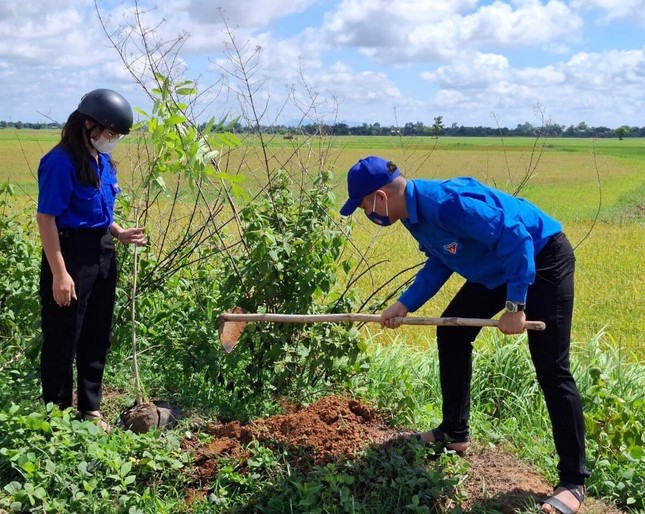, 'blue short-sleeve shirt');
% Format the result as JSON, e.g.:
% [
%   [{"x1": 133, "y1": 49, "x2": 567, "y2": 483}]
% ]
[{"x1": 37, "y1": 147, "x2": 121, "y2": 230}]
